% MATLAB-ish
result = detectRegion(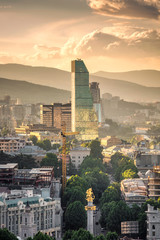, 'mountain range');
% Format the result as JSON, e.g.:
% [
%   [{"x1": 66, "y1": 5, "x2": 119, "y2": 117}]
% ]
[
  {"x1": 0, "y1": 78, "x2": 70, "y2": 104},
  {"x1": 0, "y1": 63, "x2": 160, "y2": 103},
  {"x1": 93, "y1": 70, "x2": 160, "y2": 87}
]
